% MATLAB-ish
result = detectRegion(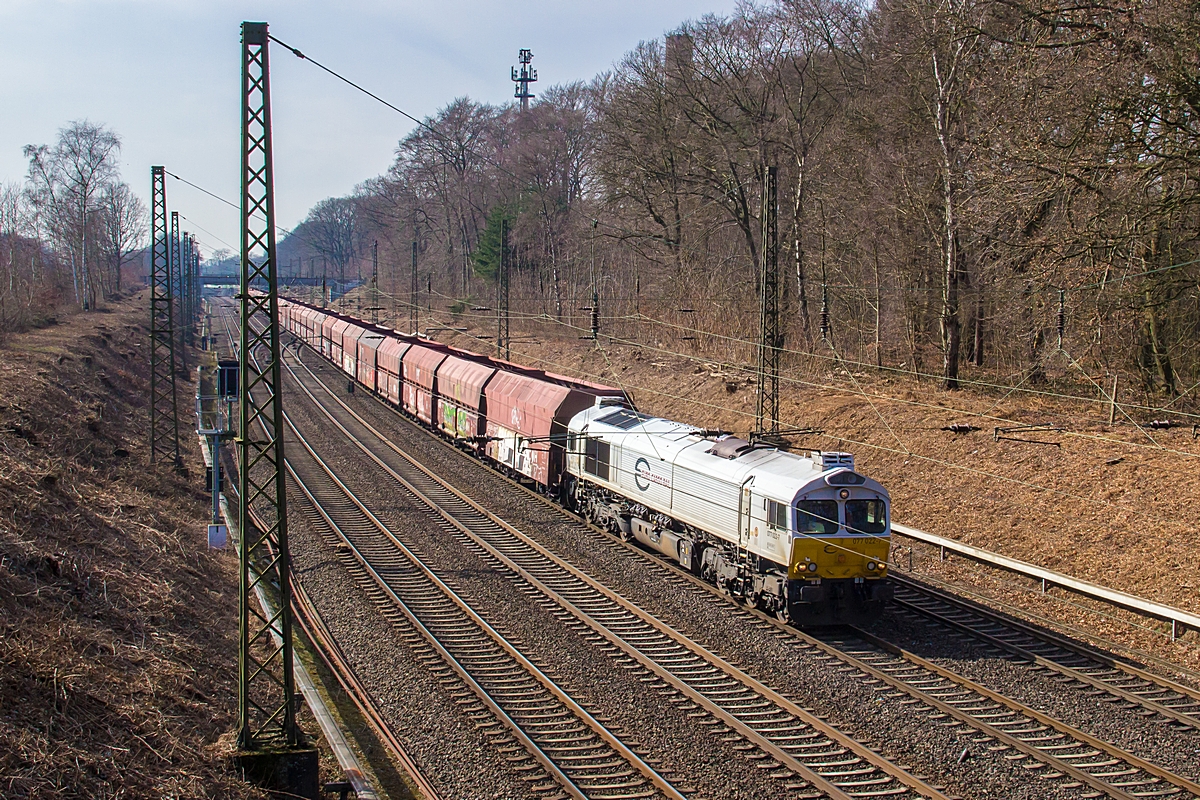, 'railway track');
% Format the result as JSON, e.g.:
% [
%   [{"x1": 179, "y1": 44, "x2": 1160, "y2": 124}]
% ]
[
  {"x1": 229, "y1": 306, "x2": 679, "y2": 800},
  {"x1": 279, "y1": 341, "x2": 950, "y2": 800},
  {"x1": 806, "y1": 628, "x2": 1200, "y2": 799},
  {"x1": 284, "y1": 419, "x2": 683, "y2": 800},
  {"x1": 289, "y1": 573, "x2": 446, "y2": 800},
  {"x1": 887, "y1": 576, "x2": 1200, "y2": 730},
  {"x1": 286, "y1": 341, "x2": 1200, "y2": 800},
  {"x1": 239, "y1": 500, "x2": 443, "y2": 800},
  {"x1": 276, "y1": 325, "x2": 1200, "y2": 800}
]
